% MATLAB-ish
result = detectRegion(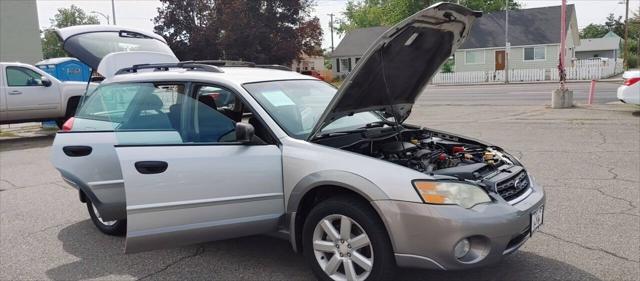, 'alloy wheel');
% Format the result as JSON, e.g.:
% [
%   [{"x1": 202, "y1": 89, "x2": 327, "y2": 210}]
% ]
[{"x1": 312, "y1": 214, "x2": 373, "y2": 281}]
